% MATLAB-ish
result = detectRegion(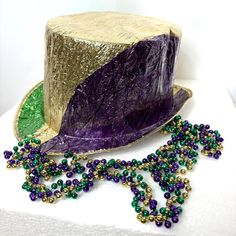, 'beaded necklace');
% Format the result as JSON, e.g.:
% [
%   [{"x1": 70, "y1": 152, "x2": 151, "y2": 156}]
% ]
[{"x1": 3, "y1": 115, "x2": 223, "y2": 229}]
